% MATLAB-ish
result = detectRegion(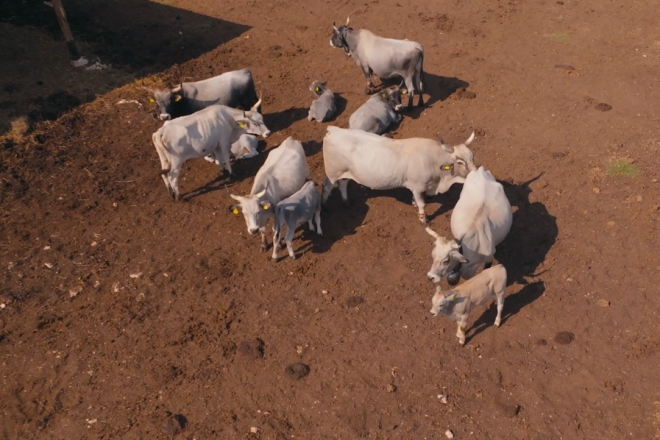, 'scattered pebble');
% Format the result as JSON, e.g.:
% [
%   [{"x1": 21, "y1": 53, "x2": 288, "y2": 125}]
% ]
[
  {"x1": 445, "y1": 429, "x2": 454, "y2": 438},
  {"x1": 592, "y1": 187, "x2": 600, "y2": 194},
  {"x1": 554, "y1": 331, "x2": 575, "y2": 345},
  {"x1": 387, "y1": 384, "x2": 397, "y2": 393},
  {"x1": 250, "y1": 427, "x2": 260, "y2": 433},
  {"x1": 498, "y1": 403, "x2": 521, "y2": 418},
  {"x1": 91, "y1": 241, "x2": 98, "y2": 247},
  {"x1": 635, "y1": 195, "x2": 643, "y2": 202},
  {"x1": 112, "y1": 202, "x2": 118, "y2": 207},
  {"x1": 607, "y1": 221, "x2": 616, "y2": 227},
  {"x1": 69, "y1": 286, "x2": 82, "y2": 298},
  {"x1": 86, "y1": 418, "x2": 97, "y2": 425},
  {"x1": 112, "y1": 282, "x2": 120, "y2": 293},
  {"x1": 0, "y1": 303, "x2": 5, "y2": 310},
  {"x1": 552, "y1": 151, "x2": 566, "y2": 159},
  {"x1": 595, "y1": 103, "x2": 612, "y2": 112},
  {"x1": 652, "y1": 179, "x2": 658, "y2": 183},
  {"x1": 596, "y1": 299, "x2": 610, "y2": 307},
  {"x1": 536, "y1": 338, "x2": 548, "y2": 346},
  {"x1": 44, "y1": 262, "x2": 53, "y2": 269},
  {"x1": 438, "y1": 394, "x2": 448, "y2": 404},
  {"x1": 93, "y1": 280, "x2": 101, "y2": 288},
  {"x1": 43, "y1": 246, "x2": 51, "y2": 250},
  {"x1": 285, "y1": 363, "x2": 310, "y2": 380},
  {"x1": 322, "y1": 289, "x2": 328, "y2": 294},
  {"x1": 129, "y1": 272, "x2": 143, "y2": 279},
  {"x1": 161, "y1": 414, "x2": 183, "y2": 435},
  {"x1": 296, "y1": 345, "x2": 303, "y2": 355}
]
